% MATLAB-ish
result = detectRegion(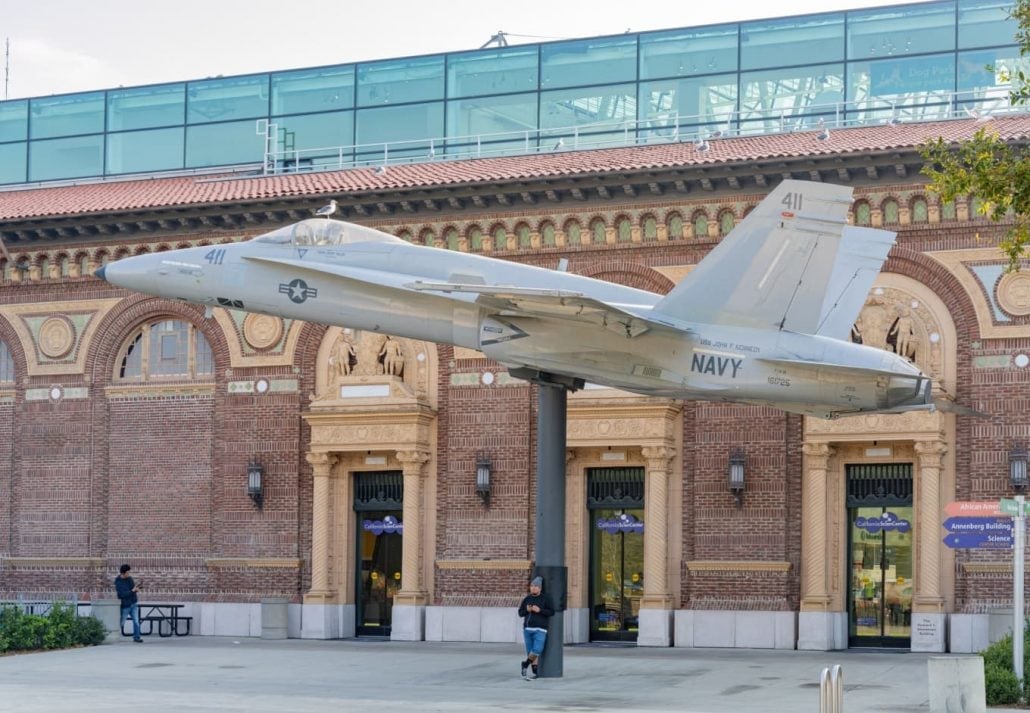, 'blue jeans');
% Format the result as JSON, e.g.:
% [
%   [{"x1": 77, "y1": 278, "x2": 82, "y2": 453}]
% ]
[
  {"x1": 523, "y1": 627, "x2": 547, "y2": 657},
  {"x1": 122, "y1": 603, "x2": 141, "y2": 640}
]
